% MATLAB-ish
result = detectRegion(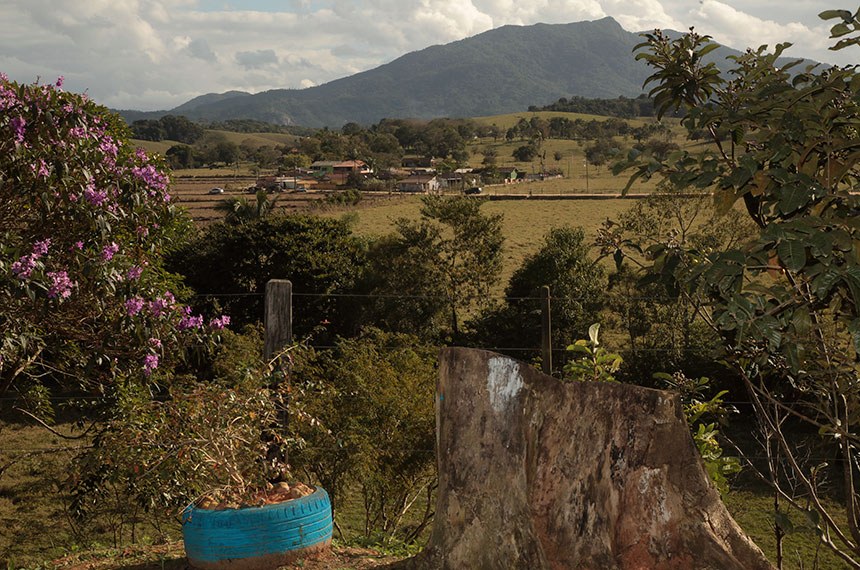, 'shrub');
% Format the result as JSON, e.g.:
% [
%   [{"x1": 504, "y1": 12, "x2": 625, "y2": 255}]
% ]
[{"x1": 0, "y1": 74, "x2": 224, "y2": 413}]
